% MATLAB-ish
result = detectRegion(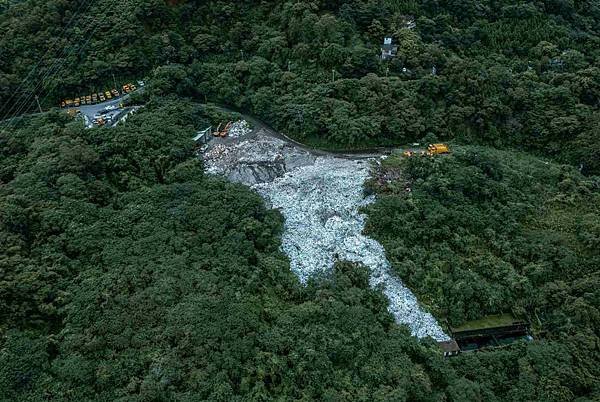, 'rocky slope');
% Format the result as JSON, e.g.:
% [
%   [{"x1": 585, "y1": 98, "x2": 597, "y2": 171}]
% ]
[{"x1": 202, "y1": 129, "x2": 448, "y2": 340}]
